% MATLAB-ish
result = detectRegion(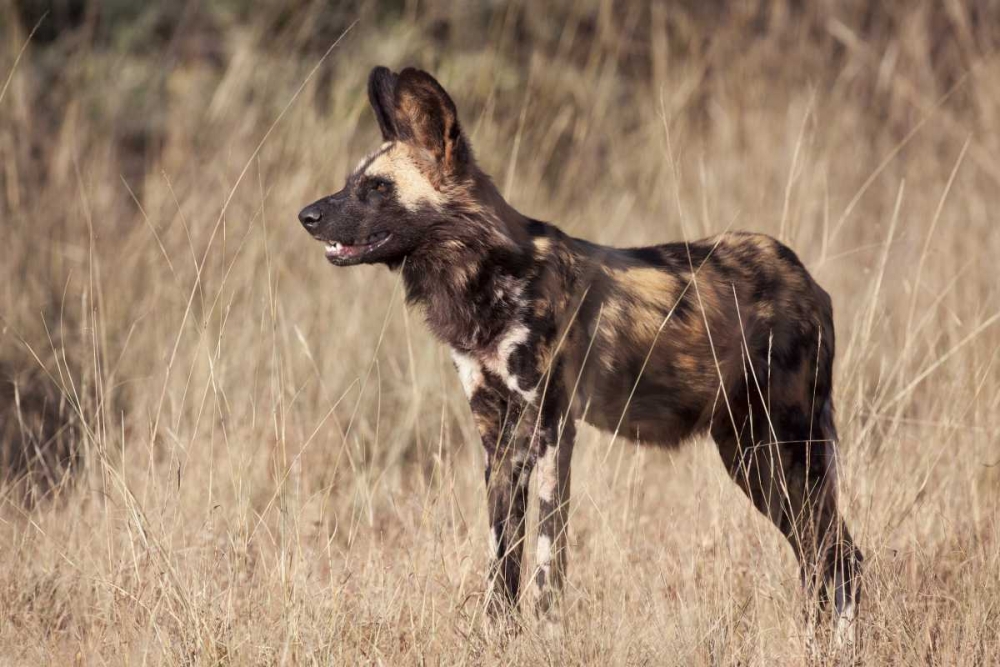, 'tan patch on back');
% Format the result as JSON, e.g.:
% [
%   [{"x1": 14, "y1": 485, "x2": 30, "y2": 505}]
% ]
[
  {"x1": 604, "y1": 265, "x2": 684, "y2": 347},
  {"x1": 365, "y1": 143, "x2": 445, "y2": 211},
  {"x1": 597, "y1": 298, "x2": 628, "y2": 371},
  {"x1": 600, "y1": 297, "x2": 628, "y2": 333},
  {"x1": 754, "y1": 300, "x2": 775, "y2": 320},
  {"x1": 610, "y1": 266, "x2": 680, "y2": 302},
  {"x1": 533, "y1": 236, "x2": 552, "y2": 255}
]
